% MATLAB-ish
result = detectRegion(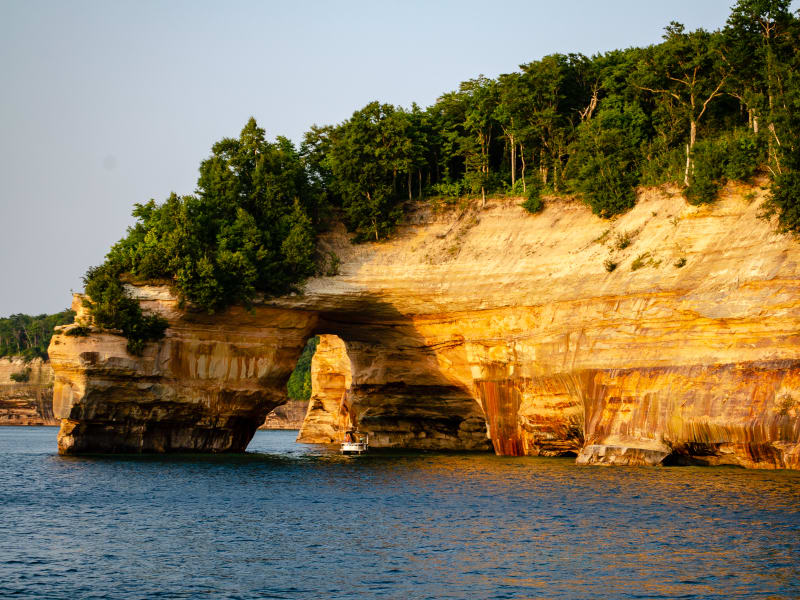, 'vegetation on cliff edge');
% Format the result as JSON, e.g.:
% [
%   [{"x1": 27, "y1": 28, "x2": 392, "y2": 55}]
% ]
[
  {"x1": 83, "y1": 0, "x2": 800, "y2": 352},
  {"x1": 286, "y1": 337, "x2": 319, "y2": 401}
]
